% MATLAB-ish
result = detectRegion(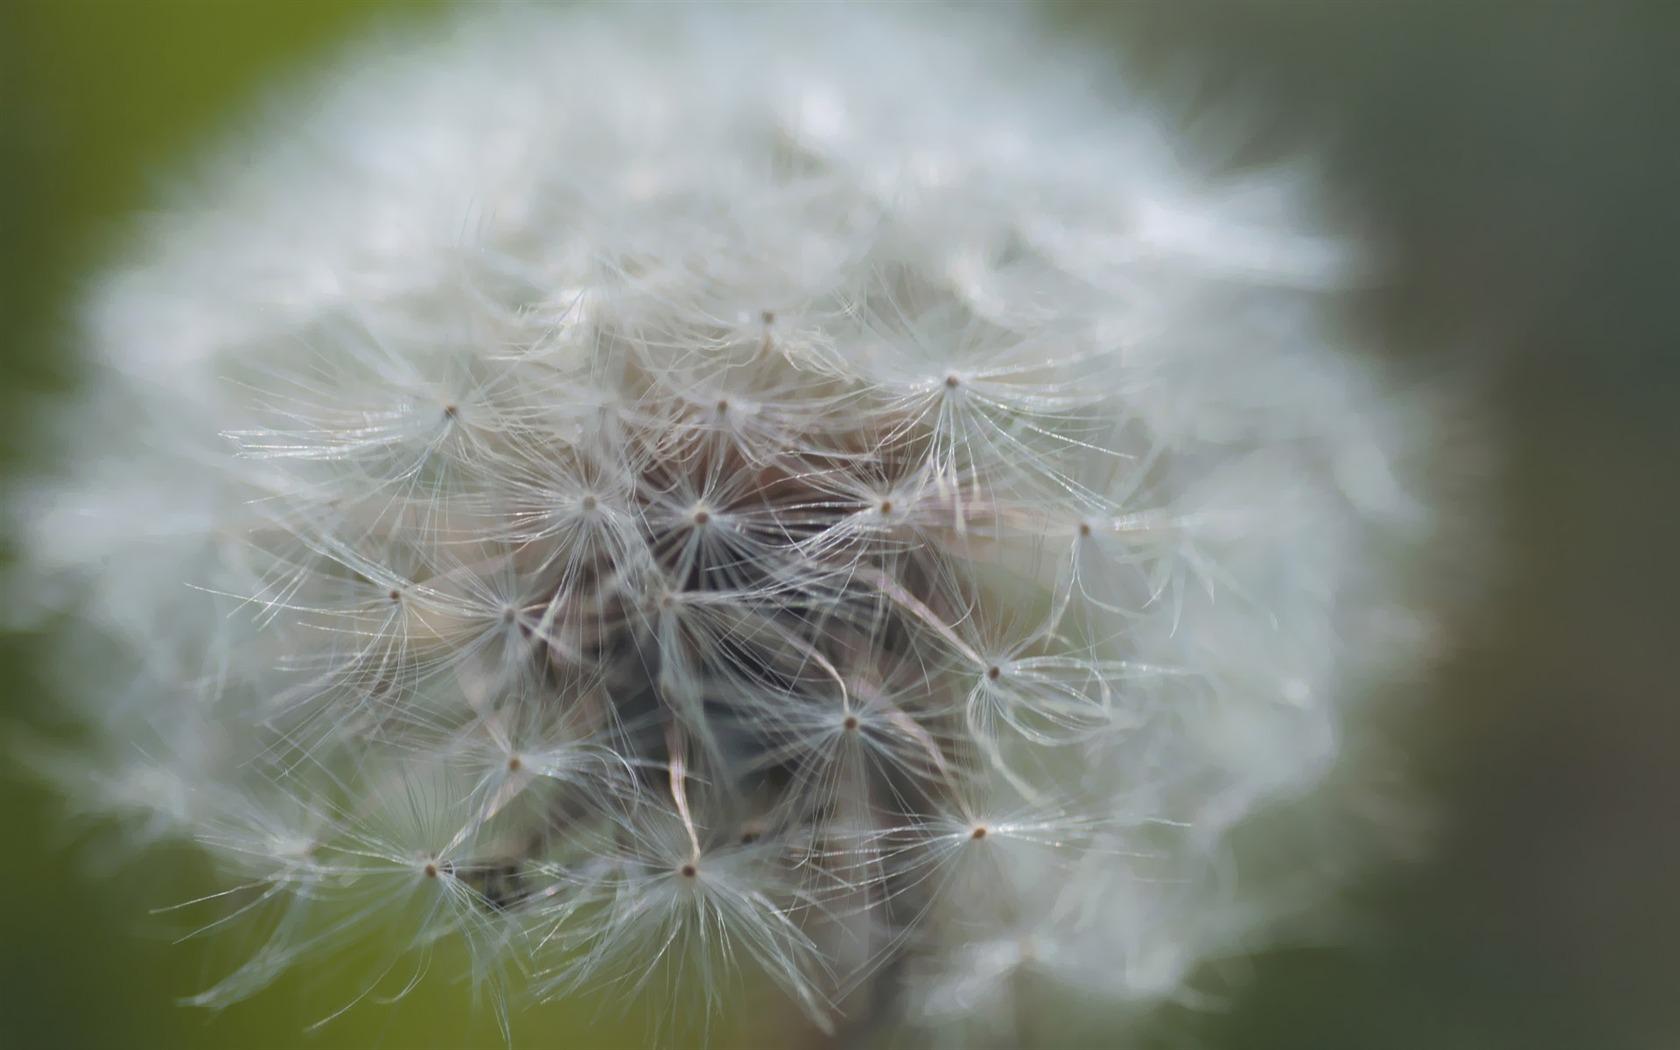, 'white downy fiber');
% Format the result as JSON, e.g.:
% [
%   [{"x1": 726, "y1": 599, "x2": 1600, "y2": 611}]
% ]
[{"x1": 9, "y1": 3, "x2": 1457, "y2": 1045}]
